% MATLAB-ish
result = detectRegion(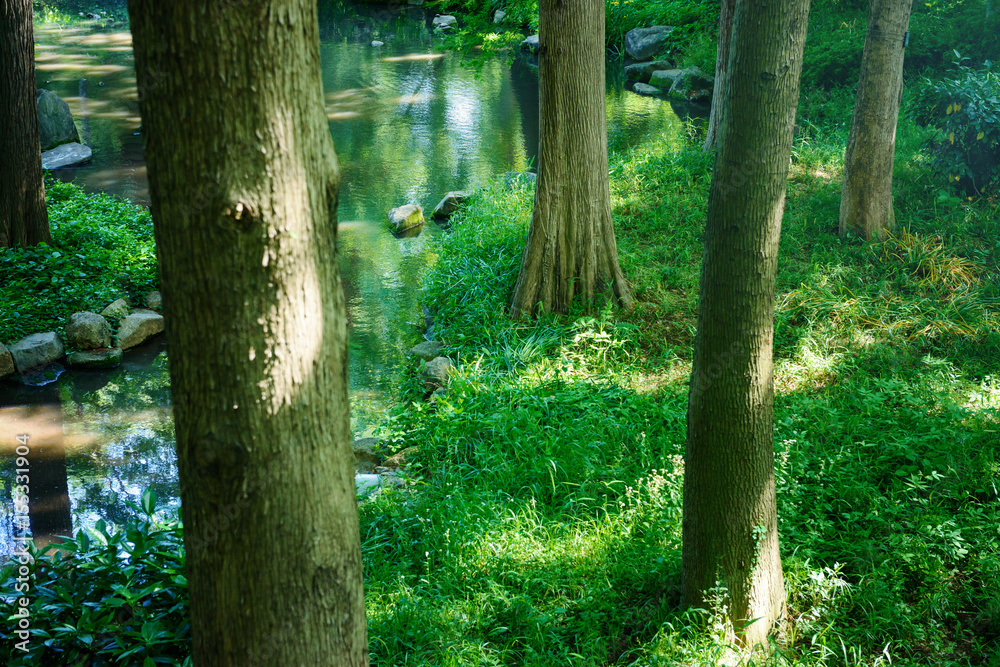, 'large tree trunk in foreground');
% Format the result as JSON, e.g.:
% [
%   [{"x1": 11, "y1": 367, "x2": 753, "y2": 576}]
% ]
[
  {"x1": 839, "y1": 0, "x2": 912, "y2": 239},
  {"x1": 508, "y1": 0, "x2": 632, "y2": 317},
  {"x1": 0, "y1": 0, "x2": 50, "y2": 247},
  {"x1": 683, "y1": 0, "x2": 810, "y2": 648},
  {"x1": 702, "y1": 0, "x2": 735, "y2": 153},
  {"x1": 127, "y1": 1, "x2": 368, "y2": 664}
]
